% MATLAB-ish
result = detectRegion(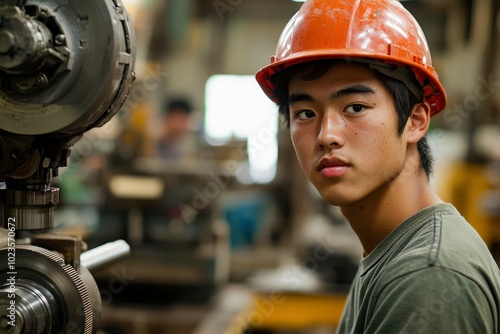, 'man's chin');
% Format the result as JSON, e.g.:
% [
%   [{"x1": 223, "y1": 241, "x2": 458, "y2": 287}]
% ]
[{"x1": 319, "y1": 192, "x2": 358, "y2": 207}]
